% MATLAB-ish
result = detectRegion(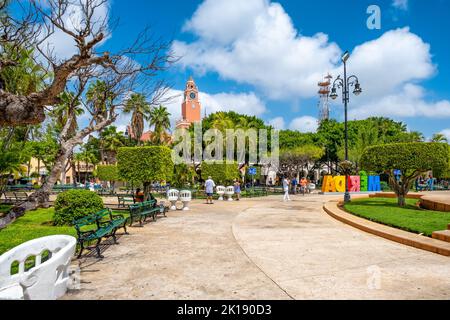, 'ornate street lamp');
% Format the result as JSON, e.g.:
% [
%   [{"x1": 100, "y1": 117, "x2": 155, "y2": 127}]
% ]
[{"x1": 330, "y1": 51, "x2": 363, "y2": 203}]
